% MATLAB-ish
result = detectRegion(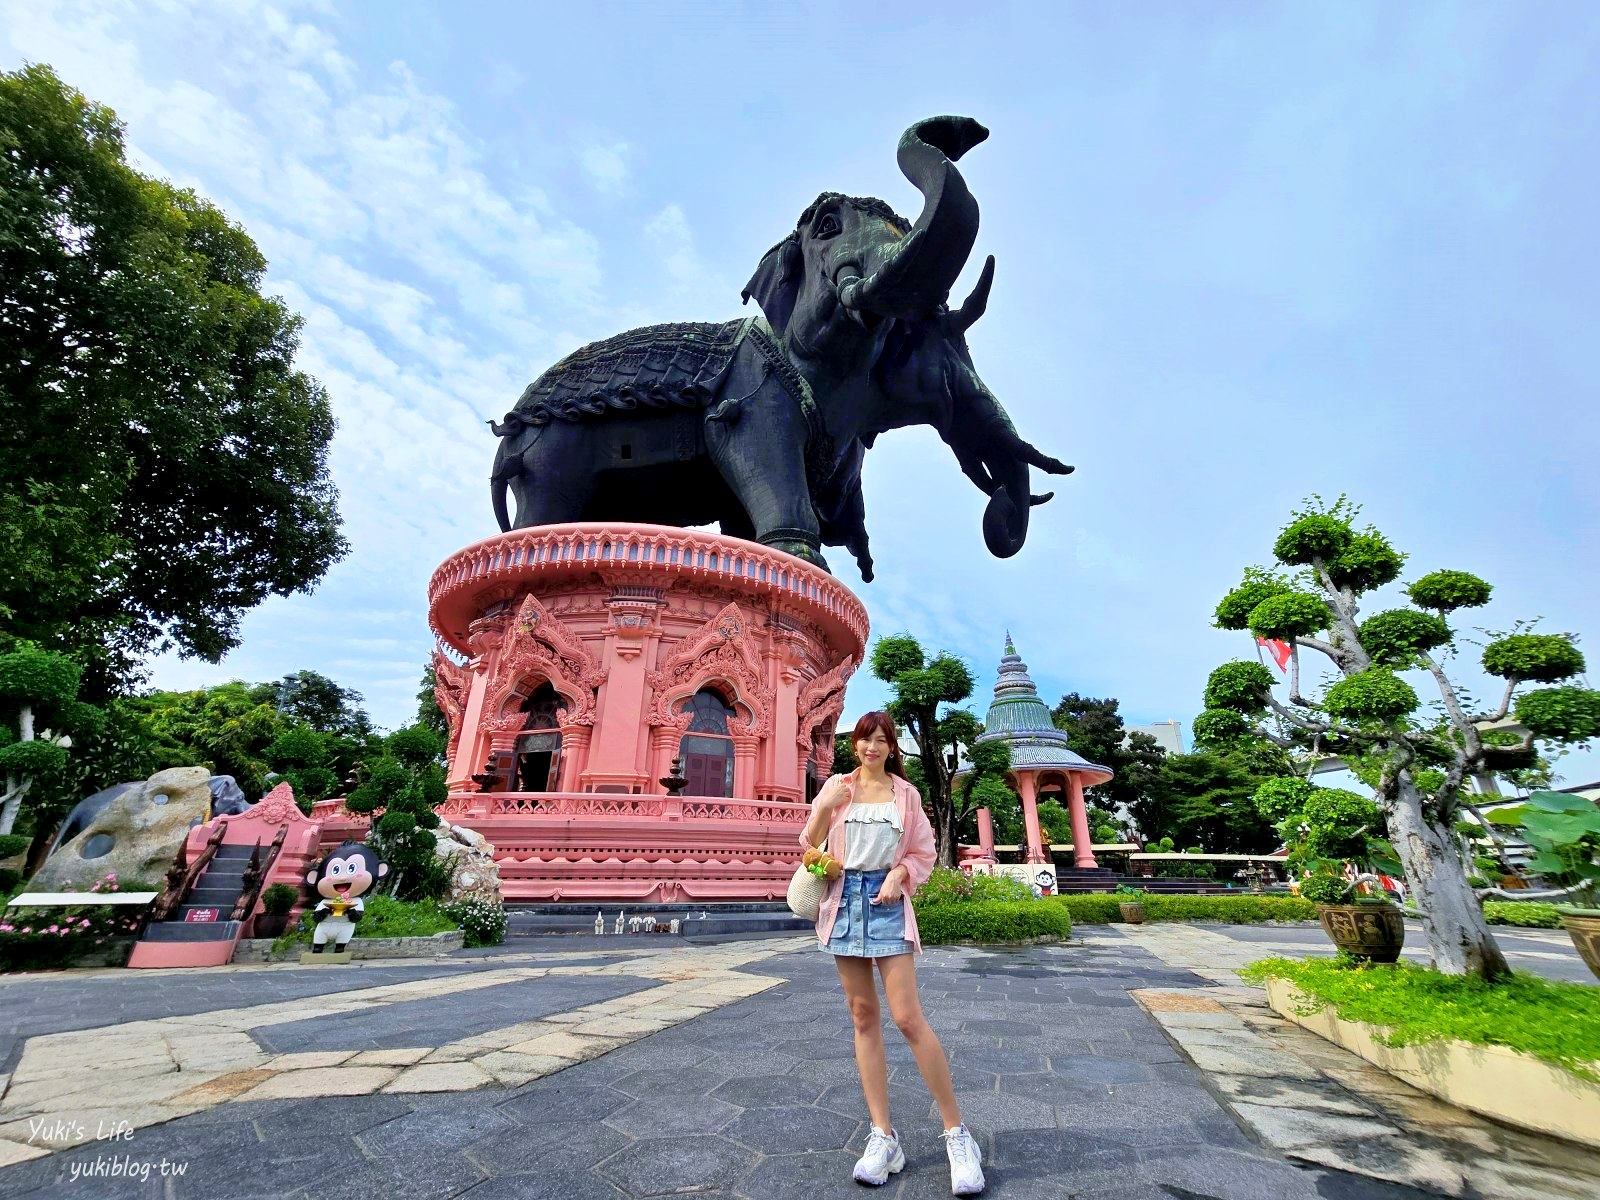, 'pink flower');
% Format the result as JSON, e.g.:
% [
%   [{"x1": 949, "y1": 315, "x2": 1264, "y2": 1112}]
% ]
[{"x1": 46, "y1": 925, "x2": 58, "y2": 934}]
